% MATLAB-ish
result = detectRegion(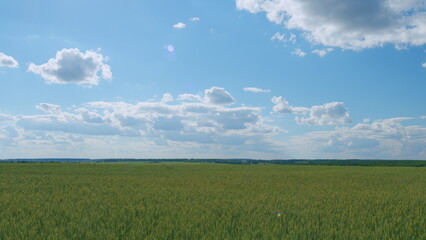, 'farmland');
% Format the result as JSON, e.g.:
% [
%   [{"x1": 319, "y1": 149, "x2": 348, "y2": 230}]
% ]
[{"x1": 0, "y1": 163, "x2": 425, "y2": 239}]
